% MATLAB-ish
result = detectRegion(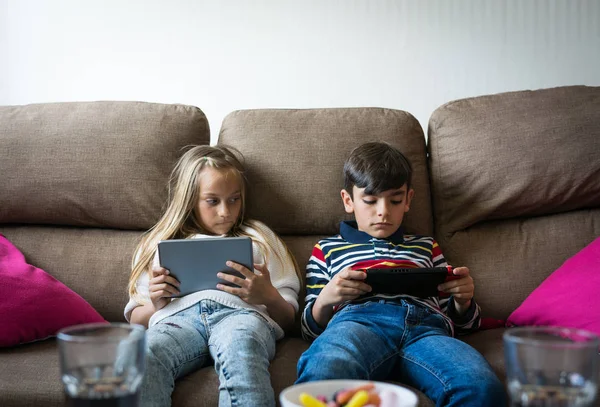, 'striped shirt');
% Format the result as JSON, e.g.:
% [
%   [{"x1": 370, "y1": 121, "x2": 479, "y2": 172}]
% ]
[{"x1": 301, "y1": 221, "x2": 481, "y2": 341}]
